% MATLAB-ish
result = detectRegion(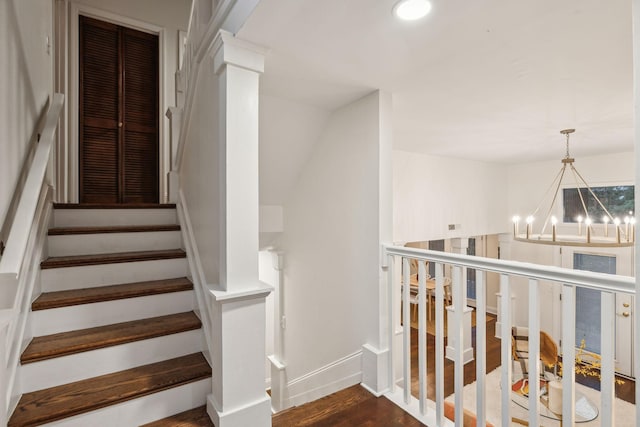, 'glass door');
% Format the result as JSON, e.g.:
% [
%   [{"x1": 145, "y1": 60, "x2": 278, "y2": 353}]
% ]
[{"x1": 563, "y1": 250, "x2": 634, "y2": 377}]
